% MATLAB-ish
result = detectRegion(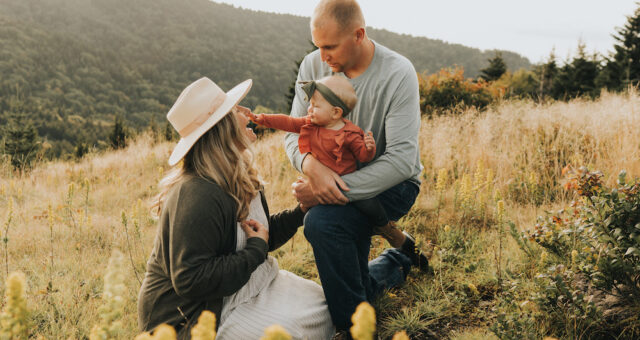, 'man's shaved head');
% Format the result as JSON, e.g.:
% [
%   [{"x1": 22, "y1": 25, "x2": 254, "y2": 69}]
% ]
[{"x1": 311, "y1": 0, "x2": 365, "y2": 33}]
